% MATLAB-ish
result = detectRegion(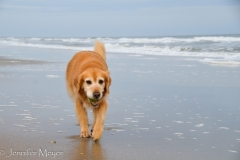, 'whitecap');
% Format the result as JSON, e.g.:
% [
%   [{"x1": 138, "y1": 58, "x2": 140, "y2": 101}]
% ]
[{"x1": 1, "y1": 36, "x2": 240, "y2": 62}]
